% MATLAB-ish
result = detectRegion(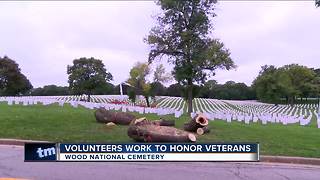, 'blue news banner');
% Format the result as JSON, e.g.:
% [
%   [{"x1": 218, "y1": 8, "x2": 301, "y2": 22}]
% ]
[{"x1": 25, "y1": 143, "x2": 259, "y2": 162}]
